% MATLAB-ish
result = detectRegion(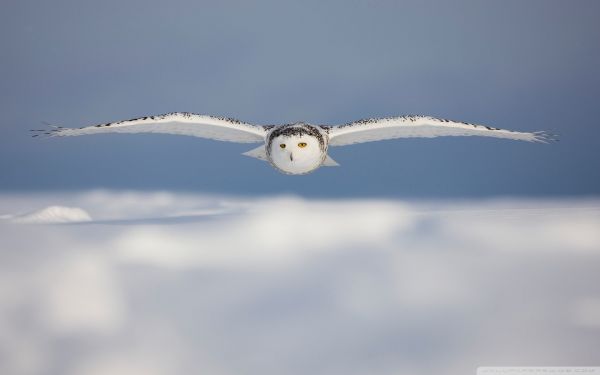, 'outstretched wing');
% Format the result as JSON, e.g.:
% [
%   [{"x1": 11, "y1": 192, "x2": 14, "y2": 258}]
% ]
[
  {"x1": 33, "y1": 112, "x2": 267, "y2": 143},
  {"x1": 328, "y1": 116, "x2": 554, "y2": 146}
]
